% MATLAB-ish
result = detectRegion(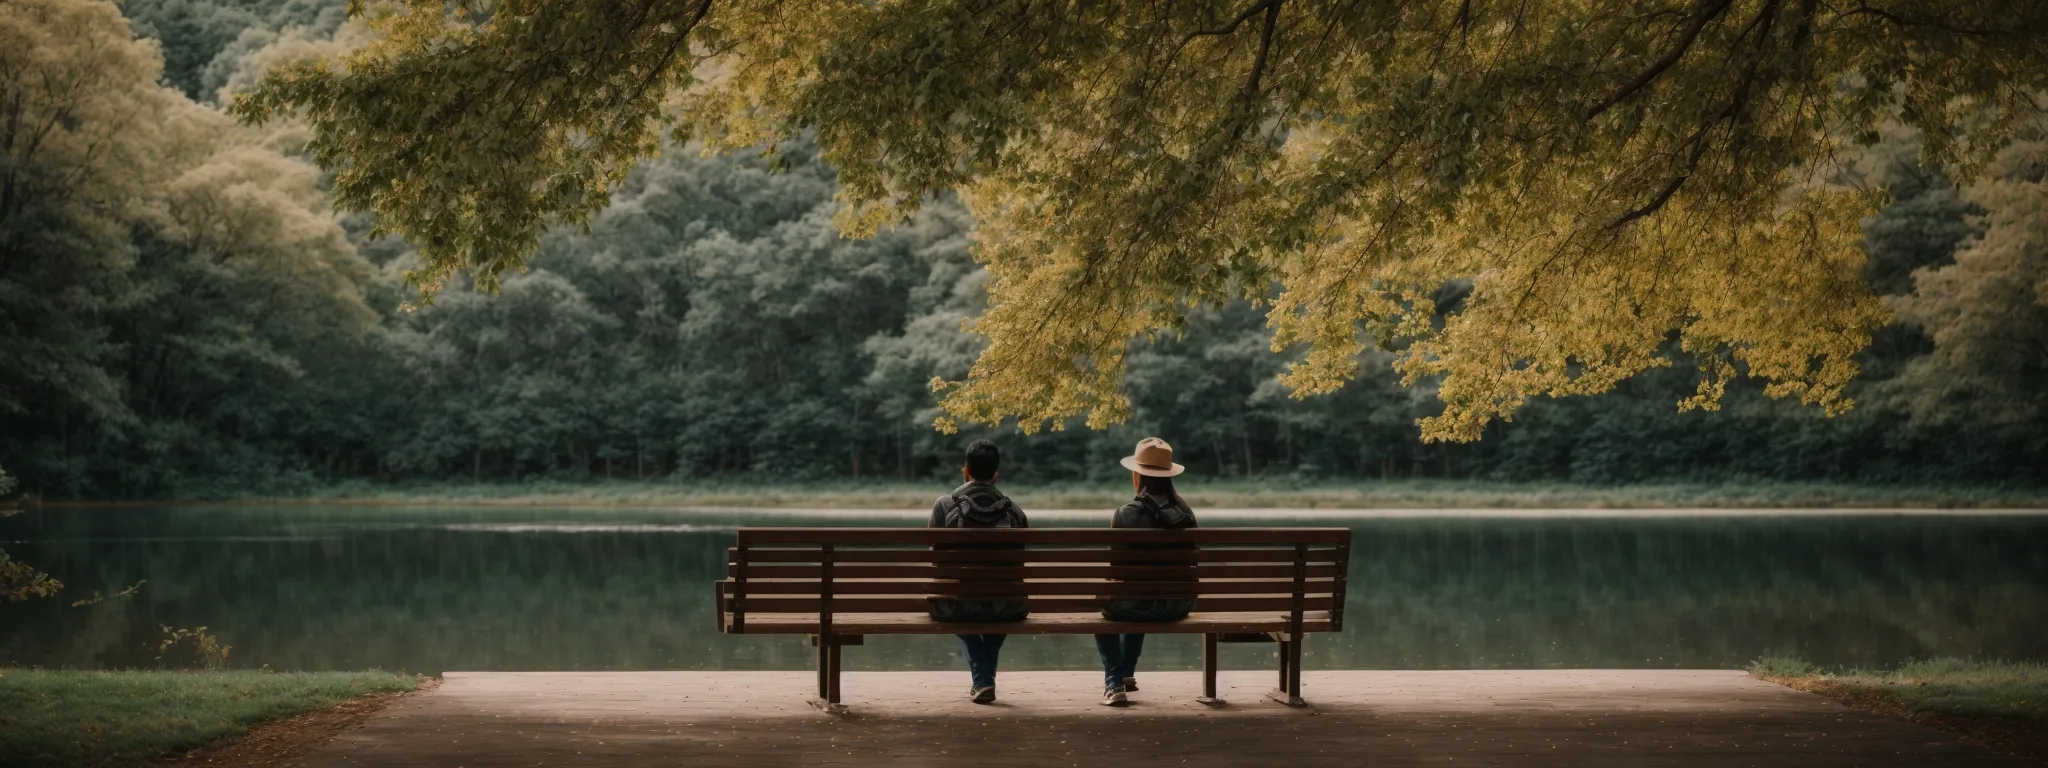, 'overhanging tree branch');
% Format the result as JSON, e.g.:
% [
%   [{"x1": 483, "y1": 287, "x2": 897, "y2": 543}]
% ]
[
  {"x1": 1840, "y1": 4, "x2": 2003, "y2": 37},
  {"x1": 1235, "y1": 0, "x2": 1284, "y2": 124},
  {"x1": 1585, "y1": 0, "x2": 1734, "y2": 120},
  {"x1": 621, "y1": 0, "x2": 715, "y2": 109},
  {"x1": 1166, "y1": 0, "x2": 1286, "y2": 66},
  {"x1": 1608, "y1": 0, "x2": 1786, "y2": 230},
  {"x1": 1188, "y1": 0, "x2": 1287, "y2": 41}
]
